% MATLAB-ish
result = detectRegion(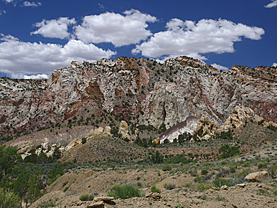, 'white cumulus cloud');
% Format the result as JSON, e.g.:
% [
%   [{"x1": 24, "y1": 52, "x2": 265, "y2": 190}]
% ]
[
  {"x1": 265, "y1": 0, "x2": 277, "y2": 8},
  {"x1": 74, "y1": 9, "x2": 157, "y2": 47},
  {"x1": 132, "y1": 18, "x2": 265, "y2": 60},
  {"x1": 23, "y1": 1, "x2": 42, "y2": 7},
  {"x1": 0, "y1": 34, "x2": 116, "y2": 78},
  {"x1": 273, "y1": 63, "x2": 277, "y2": 67},
  {"x1": 31, "y1": 17, "x2": 76, "y2": 39},
  {"x1": 211, "y1": 63, "x2": 229, "y2": 71},
  {"x1": 23, "y1": 74, "x2": 48, "y2": 79}
]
